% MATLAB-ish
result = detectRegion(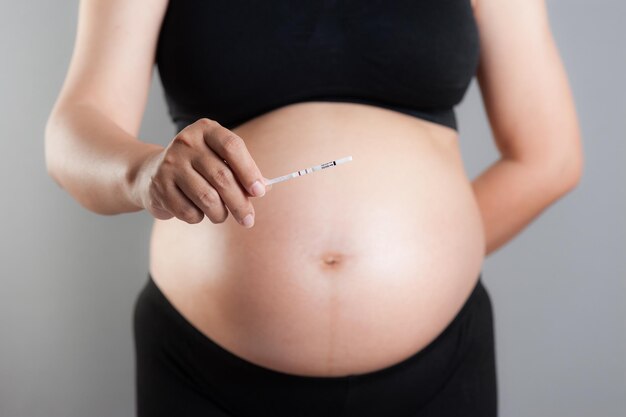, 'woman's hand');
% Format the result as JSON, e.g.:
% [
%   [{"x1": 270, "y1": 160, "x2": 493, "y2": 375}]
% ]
[{"x1": 133, "y1": 118, "x2": 272, "y2": 228}]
